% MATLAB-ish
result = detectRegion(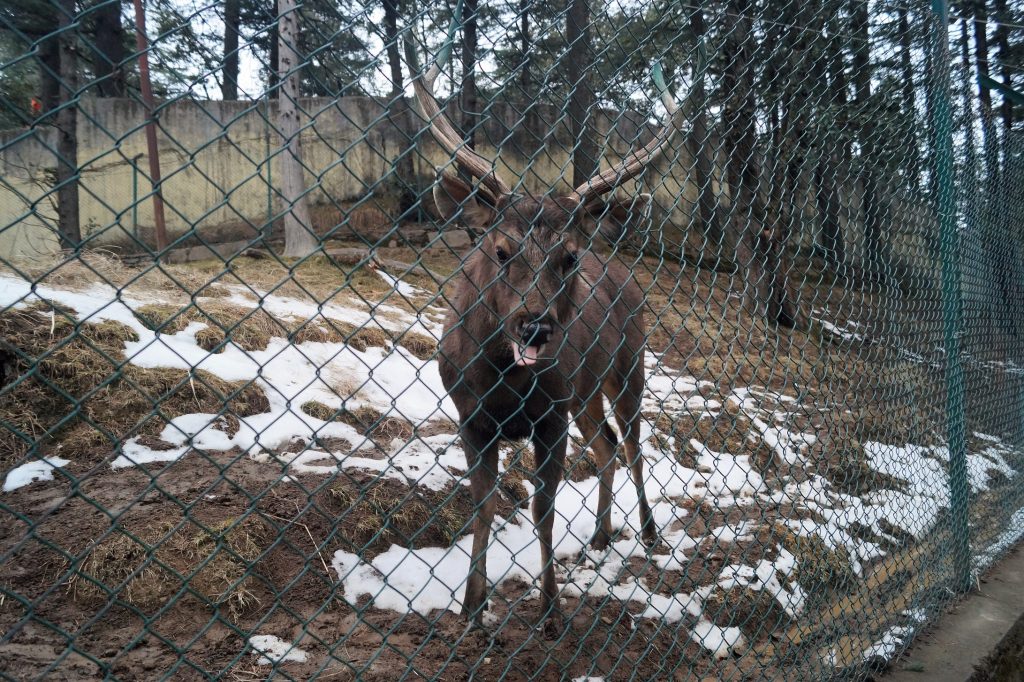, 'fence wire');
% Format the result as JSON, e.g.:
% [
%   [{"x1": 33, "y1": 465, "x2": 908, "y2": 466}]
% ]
[{"x1": 2, "y1": 0, "x2": 1024, "y2": 679}]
